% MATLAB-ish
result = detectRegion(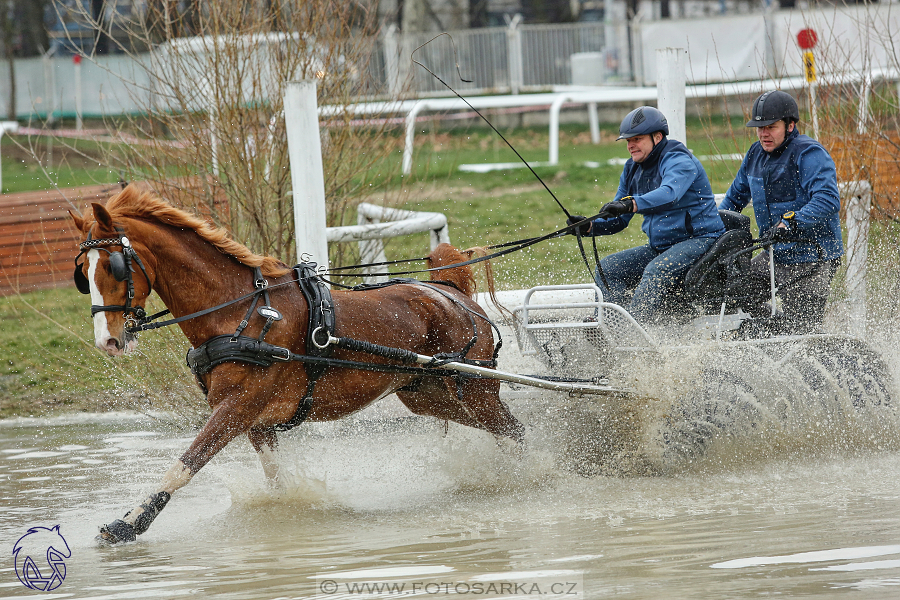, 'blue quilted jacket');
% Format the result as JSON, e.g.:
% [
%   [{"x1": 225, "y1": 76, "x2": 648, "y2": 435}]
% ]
[
  {"x1": 590, "y1": 138, "x2": 725, "y2": 251},
  {"x1": 719, "y1": 127, "x2": 843, "y2": 264}
]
